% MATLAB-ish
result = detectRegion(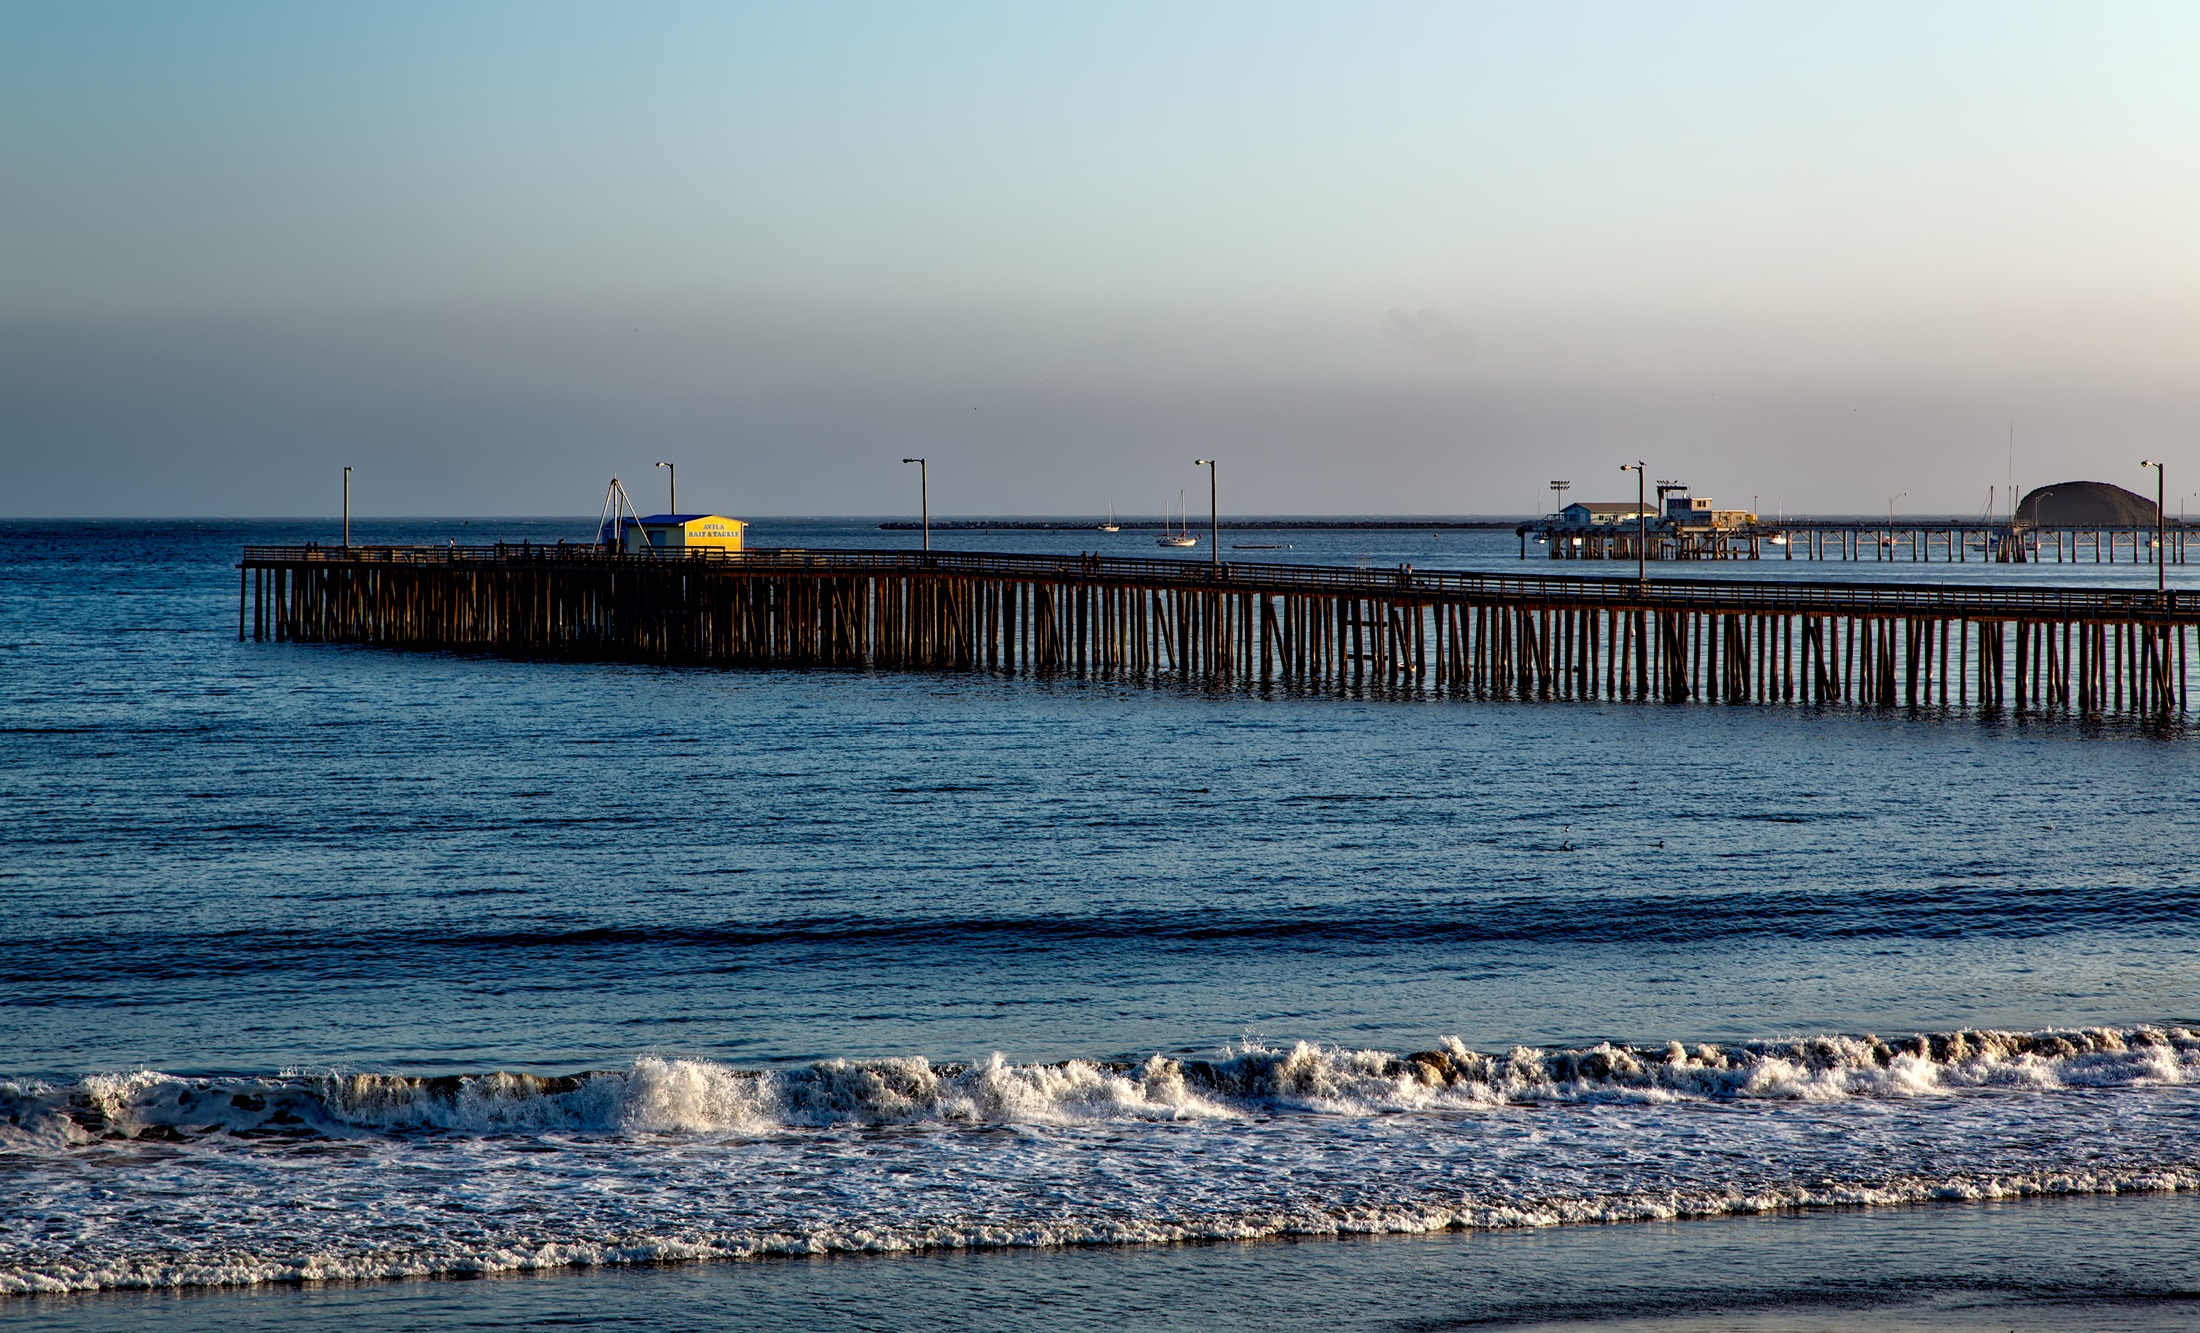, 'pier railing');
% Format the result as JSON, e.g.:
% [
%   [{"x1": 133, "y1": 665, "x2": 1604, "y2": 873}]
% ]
[{"x1": 237, "y1": 545, "x2": 2196, "y2": 717}]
